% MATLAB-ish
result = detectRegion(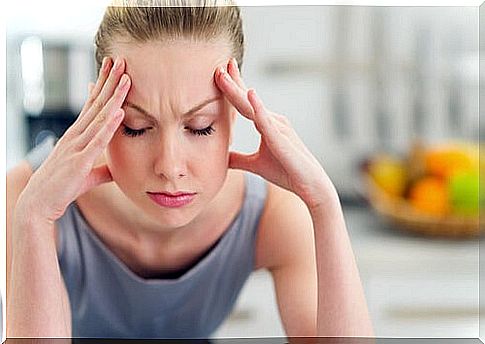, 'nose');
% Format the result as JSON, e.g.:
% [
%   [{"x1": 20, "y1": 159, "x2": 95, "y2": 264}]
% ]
[{"x1": 153, "y1": 132, "x2": 187, "y2": 180}]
